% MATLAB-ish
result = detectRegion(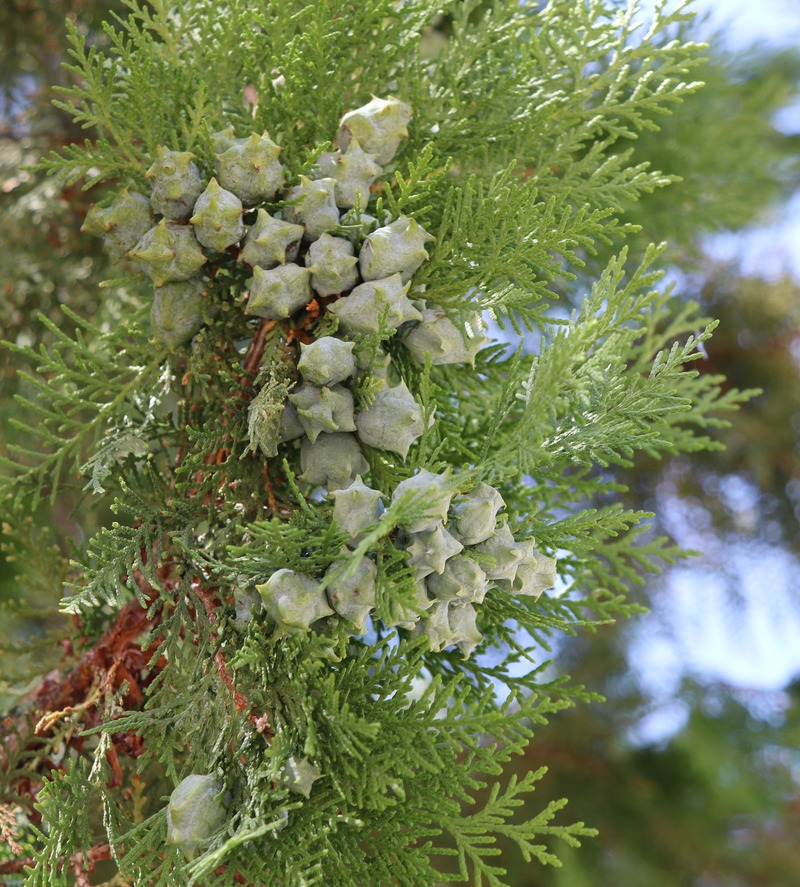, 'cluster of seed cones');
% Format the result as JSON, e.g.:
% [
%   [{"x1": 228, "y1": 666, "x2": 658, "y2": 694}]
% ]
[{"x1": 82, "y1": 96, "x2": 555, "y2": 659}]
